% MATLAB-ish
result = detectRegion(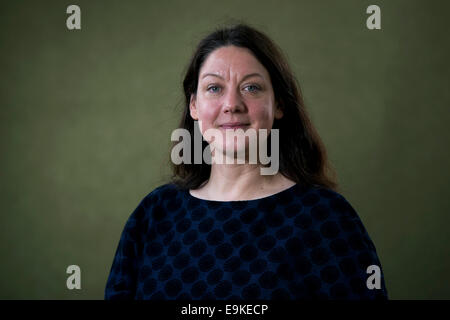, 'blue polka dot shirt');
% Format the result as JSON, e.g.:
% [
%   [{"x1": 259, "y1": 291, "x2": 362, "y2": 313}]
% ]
[{"x1": 105, "y1": 183, "x2": 388, "y2": 300}]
